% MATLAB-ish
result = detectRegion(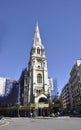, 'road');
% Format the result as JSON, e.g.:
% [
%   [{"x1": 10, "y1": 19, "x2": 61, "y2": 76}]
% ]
[{"x1": 0, "y1": 117, "x2": 81, "y2": 130}]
